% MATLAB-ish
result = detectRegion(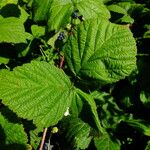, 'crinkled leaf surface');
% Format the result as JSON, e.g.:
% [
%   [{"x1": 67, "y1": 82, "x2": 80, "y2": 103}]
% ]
[
  {"x1": 64, "y1": 117, "x2": 92, "y2": 150},
  {"x1": 0, "y1": 61, "x2": 74, "y2": 127},
  {"x1": 33, "y1": 0, "x2": 110, "y2": 31},
  {"x1": 64, "y1": 18, "x2": 137, "y2": 84},
  {"x1": 0, "y1": 111, "x2": 29, "y2": 149},
  {"x1": 0, "y1": 17, "x2": 32, "y2": 43},
  {"x1": 94, "y1": 134, "x2": 121, "y2": 150}
]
